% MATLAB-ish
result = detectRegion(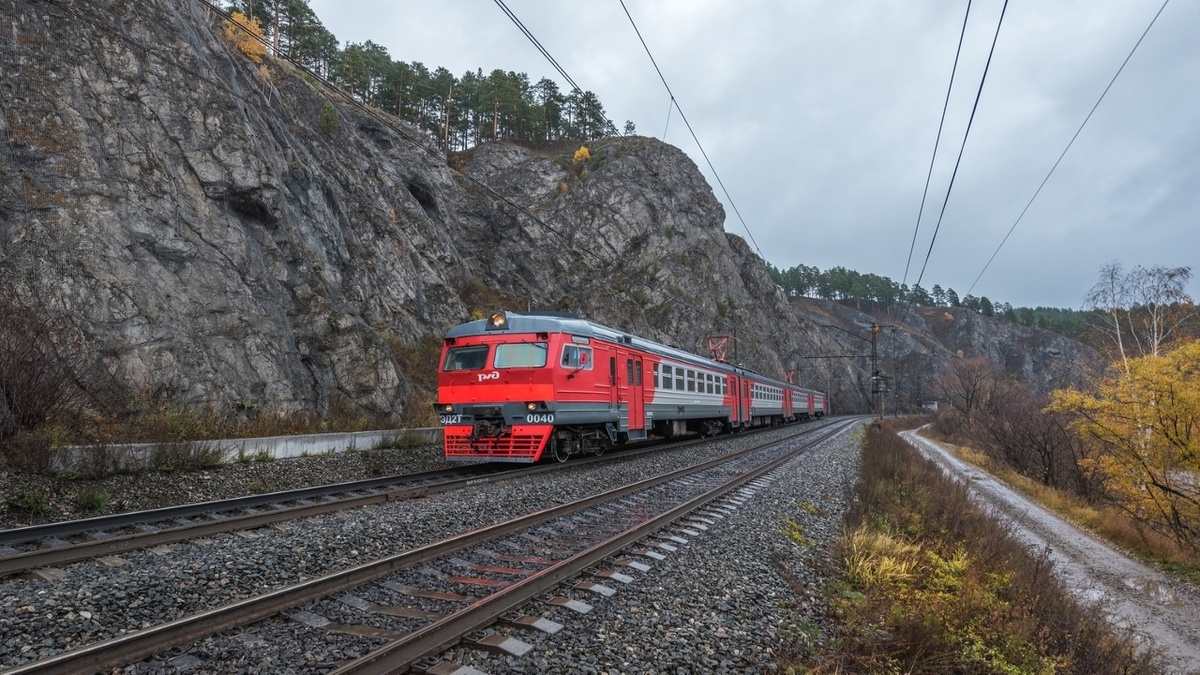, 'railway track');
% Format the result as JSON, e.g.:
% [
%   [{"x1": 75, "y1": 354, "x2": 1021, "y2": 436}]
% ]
[
  {"x1": 0, "y1": 465, "x2": 514, "y2": 578},
  {"x1": 3, "y1": 418, "x2": 856, "y2": 674},
  {"x1": 0, "y1": 422, "x2": 831, "y2": 579}
]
